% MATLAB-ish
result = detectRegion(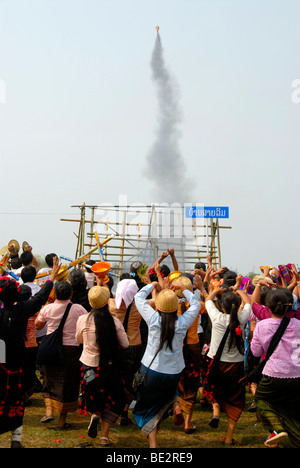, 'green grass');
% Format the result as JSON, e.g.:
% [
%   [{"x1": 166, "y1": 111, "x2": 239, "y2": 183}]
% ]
[{"x1": 0, "y1": 389, "x2": 275, "y2": 449}]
